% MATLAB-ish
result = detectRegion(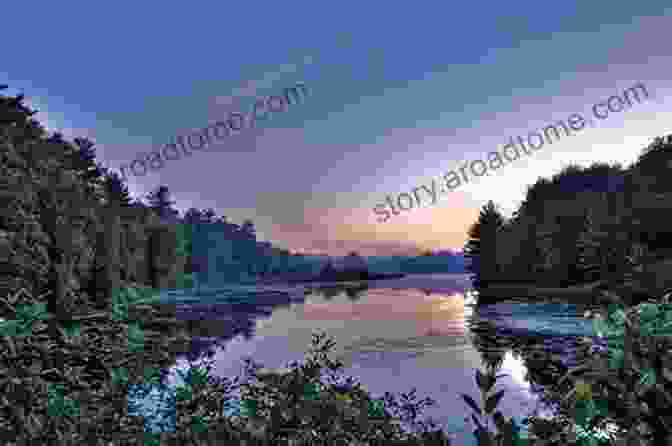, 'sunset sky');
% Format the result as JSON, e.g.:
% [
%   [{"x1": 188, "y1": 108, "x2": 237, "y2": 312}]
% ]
[{"x1": 3, "y1": 2, "x2": 672, "y2": 256}]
